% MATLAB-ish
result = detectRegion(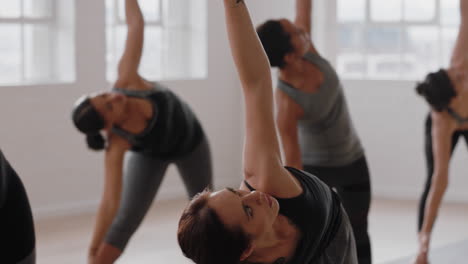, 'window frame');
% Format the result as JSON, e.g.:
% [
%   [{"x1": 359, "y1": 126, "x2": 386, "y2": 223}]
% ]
[
  {"x1": 325, "y1": 0, "x2": 459, "y2": 81},
  {"x1": 0, "y1": 0, "x2": 58, "y2": 85}
]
